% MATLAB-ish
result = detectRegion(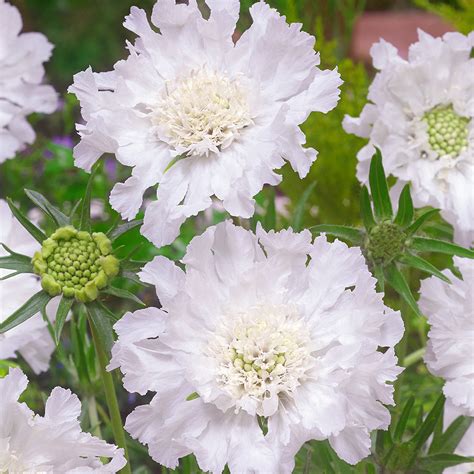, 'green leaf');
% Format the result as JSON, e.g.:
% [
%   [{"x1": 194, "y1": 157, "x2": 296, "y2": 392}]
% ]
[
  {"x1": 79, "y1": 164, "x2": 98, "y2": 232},
  {"x1": 7, "y1": 198, "x2": 47, "y2": 244},
  {"x1": 24, "y1": 189, "x2": 70, "y2": 227},
  {"x1": 292, "y1": 181, "x2": 316, "y2": 231},
  {"x1": 411, "y1": 395, "x2": 445, "y2": 454},
  {"x1": 53, "y1": 295, "x2": 74, "y2": 345},
  {"x1": 398, "y1": 254, "x2": 451, "y2": 283},
  {"x1": 394, "y1": 397, "x2": 415, "y2": 442},
  {"x1": 107, "y1": 219, "x2": 143, "y2": 241},
  {"x1": 393, "y1": 184, "x2": 414, "y2": 228},
  {"x1": 103, "y1": 286, "x2": 145, "y2": 306},
  {"x1": 87, "y1": 301, "x2": 115, "y2": 355},
  {"x1": 69, "y1": 199, "x2": 82, "y2": 221},
  {"x1": 0, "y1": 245, "x2": 33, "y2": 274},
  {"x1": 411, "y1": 237, "x2": 474, "y2": 259},
  {"x1": 405, "y1": 209, "x2": 440, "y2": 236},
  {"x1": 263, "y1": 187, "x2": 276, "y2": 231},
  {"x1": 418, "y1": 454, "x2": 474, "y2": 471},
  {"x1": 309, "y1": 224, "x2": 363, "y2": 244},
  {"x1": 0, "y1": 291, "x2": 52, "y2": 333},
  {"x1": 360, "y1": 185, "x2": 376, "y2": 230},
  {"x1": 373, "y1": 264, "x2": 385, "y2": 292},
  {"x1": 368, "y1": 150, "x2": 393, "y2": 220},
  {"x1": 429, "y1": 416, "x2": 473, "y2": 455},
  {"x1": 384, "y1": 264, "x2": 422, "y2": 317}
]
